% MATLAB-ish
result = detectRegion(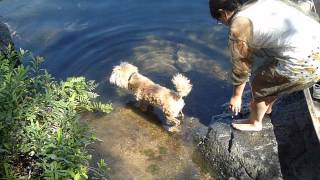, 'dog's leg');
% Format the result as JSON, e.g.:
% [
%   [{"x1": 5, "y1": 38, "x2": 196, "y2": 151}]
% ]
[
  {"x1": 163, "y1": 115, "x2": 181, "y2": 132},
  {"x1": 175, "y1": 111, "x2": 184, "y2": 125},
  {"x1": 164, "y1": 125, "x2": 180, "y2": 132},
  {"x1": 147, "y1": 105, "x2": 154, "y2": 112},
  {"x1": 138, "y1": 101, "x2": 149, "y2": 112},
  {"x1": 168, "y1": 116, "x2": 181, "y2": 126},
  {"x1": 178, "y1": 111, "x2": 184, "y2": 120}
]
